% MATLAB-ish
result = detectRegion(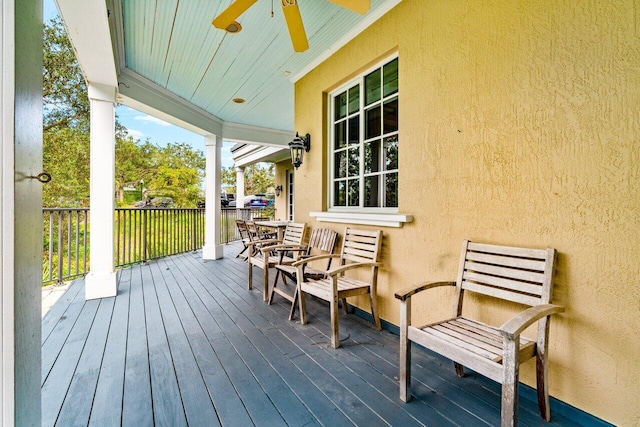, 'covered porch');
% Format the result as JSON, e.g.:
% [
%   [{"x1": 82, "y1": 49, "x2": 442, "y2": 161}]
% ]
[{"x1": 42, "y1": 243, "x2": 585, "y2": 426}]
